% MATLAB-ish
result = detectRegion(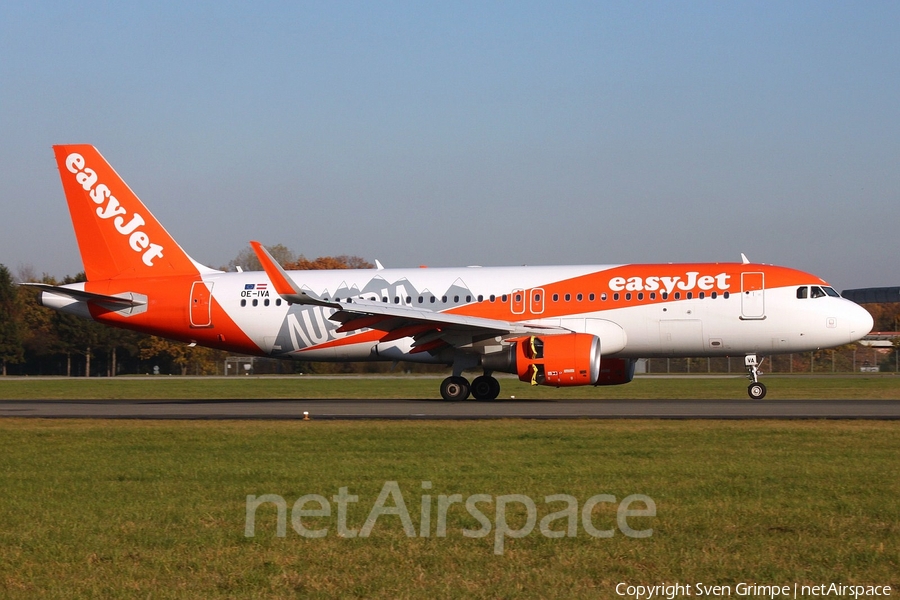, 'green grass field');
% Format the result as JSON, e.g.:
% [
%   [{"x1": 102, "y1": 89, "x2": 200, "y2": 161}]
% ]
[
  {"x1": 0, "y1": 419, "x2": 897, "y2": 599},
  {"x1": 0, "y1": 377, "x2": 898, "y2": 598},
  {"x1": 1, "y1": 373, "x2": 900, "y2": 399}
]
